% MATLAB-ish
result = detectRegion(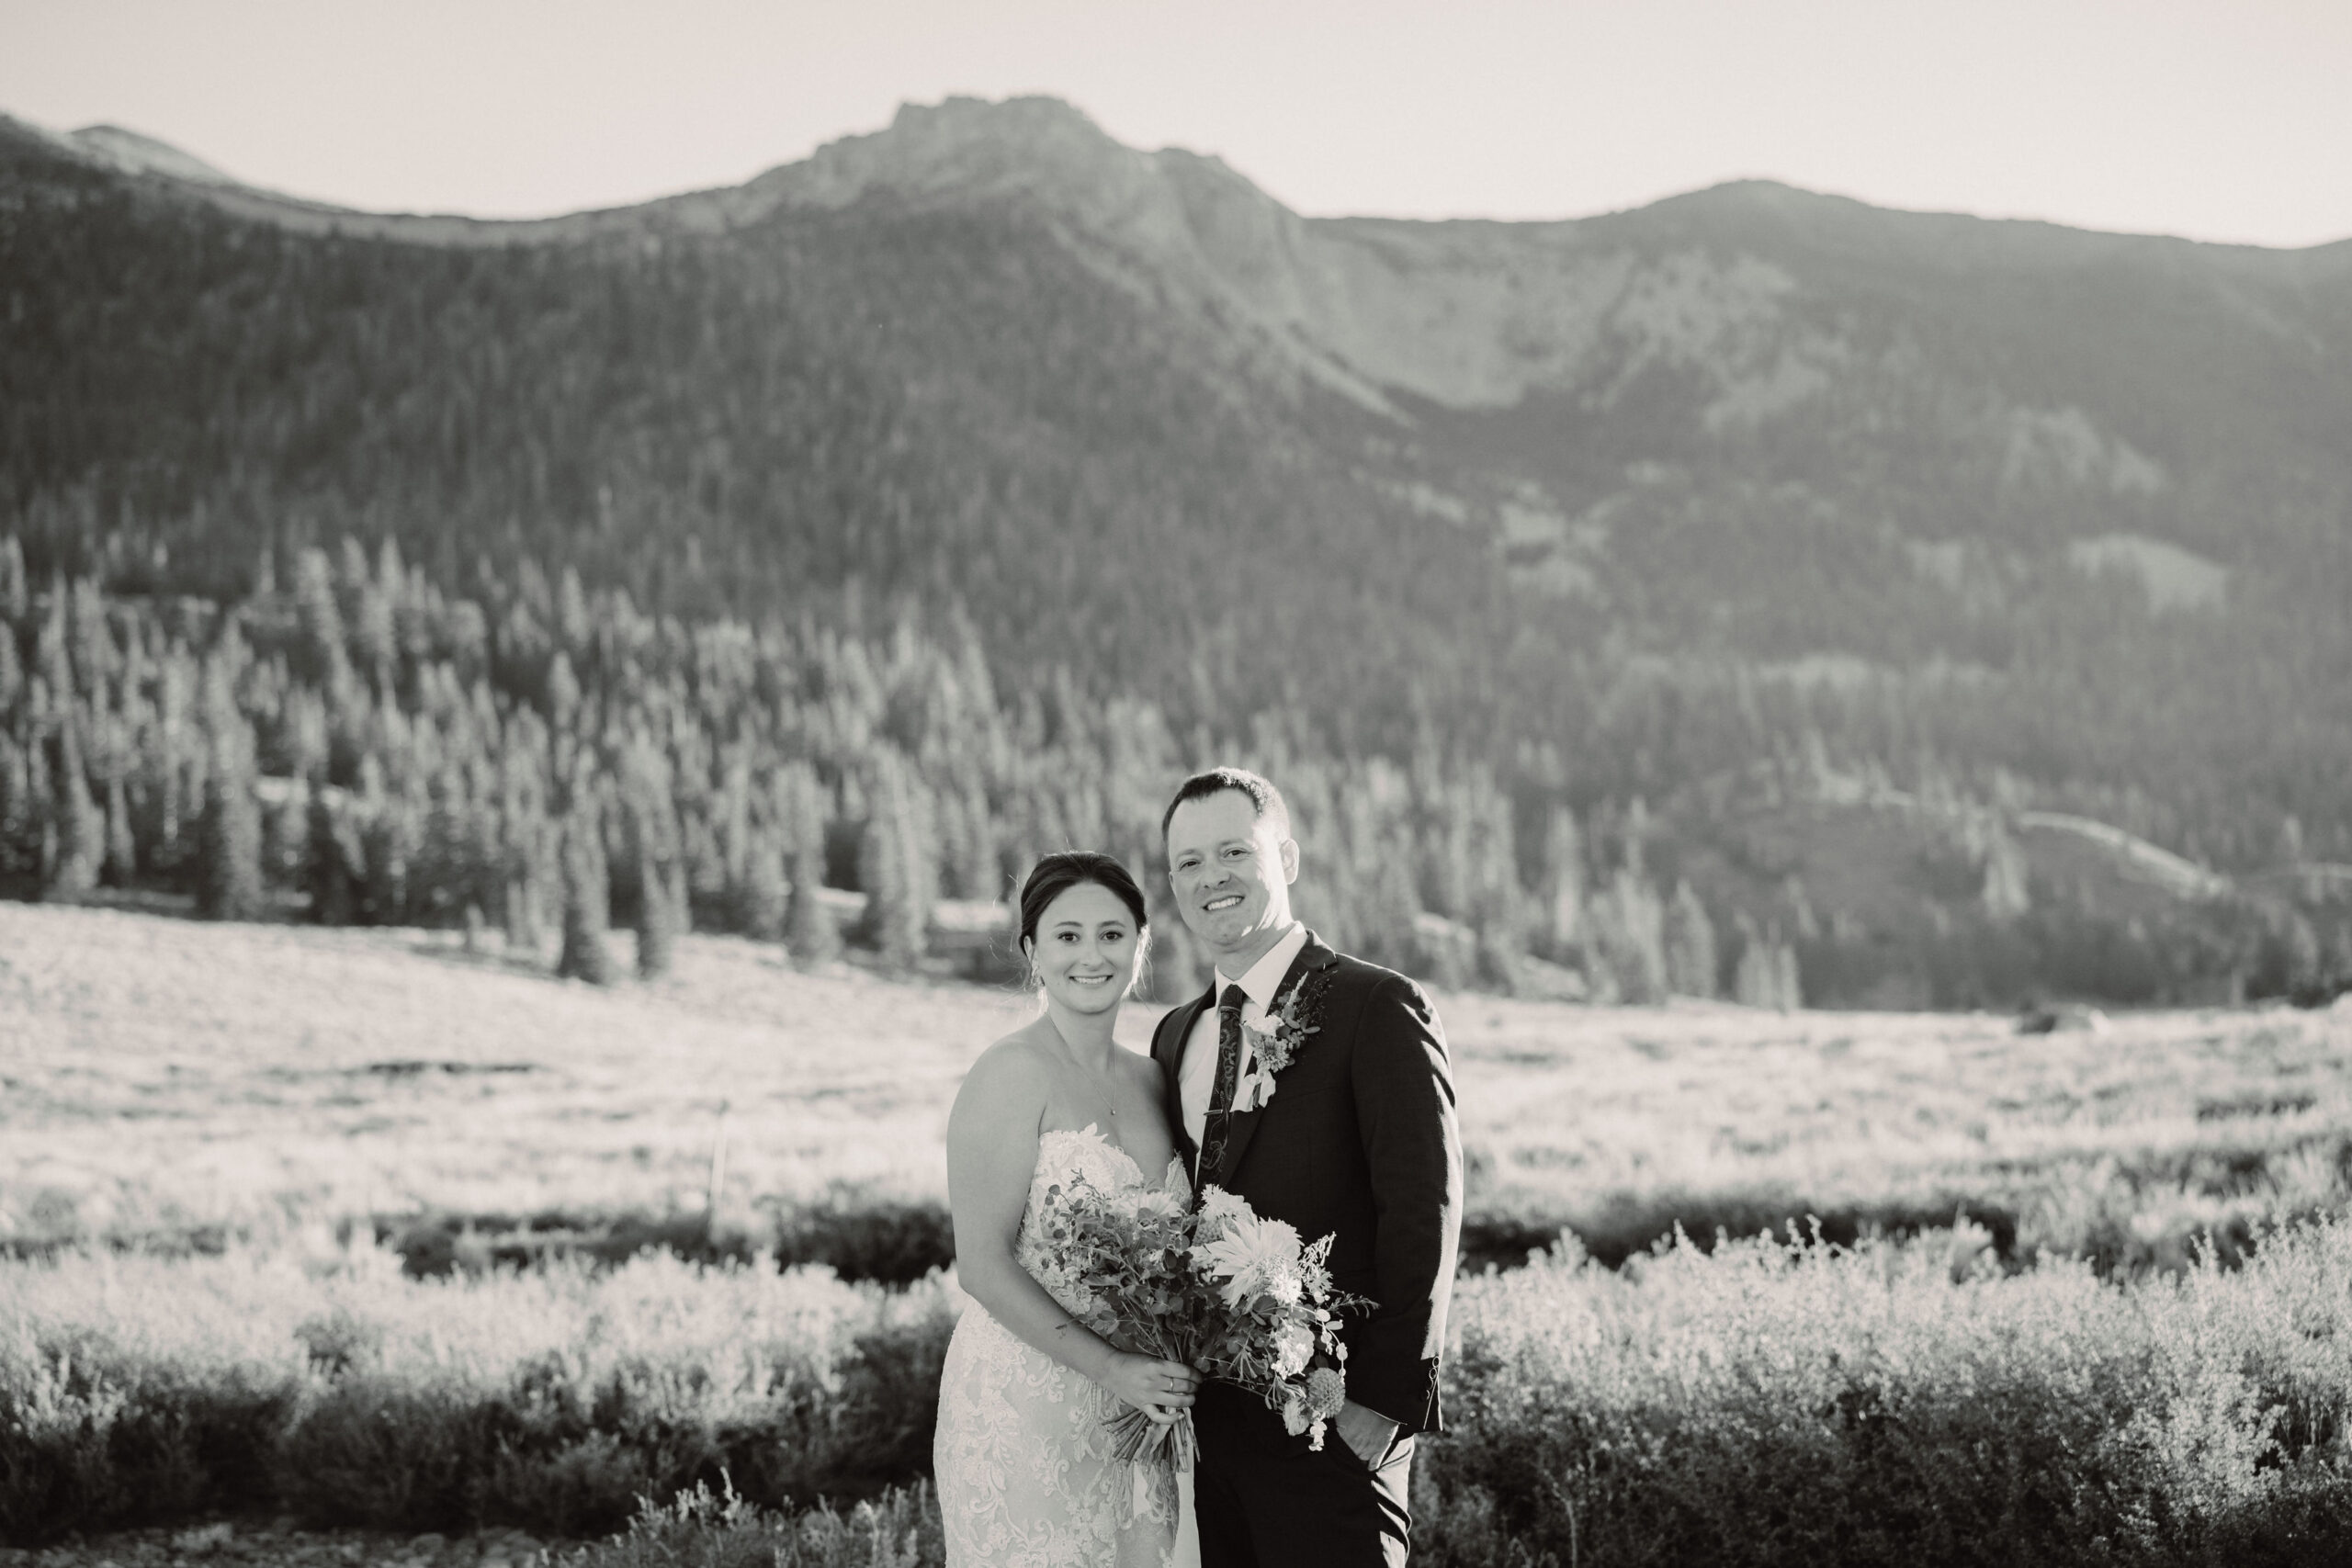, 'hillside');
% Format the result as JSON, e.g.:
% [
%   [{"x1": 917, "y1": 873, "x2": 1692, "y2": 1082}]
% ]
[{"x1": 2, "y1": 96, "x2": 2349, "y2": 1004}]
